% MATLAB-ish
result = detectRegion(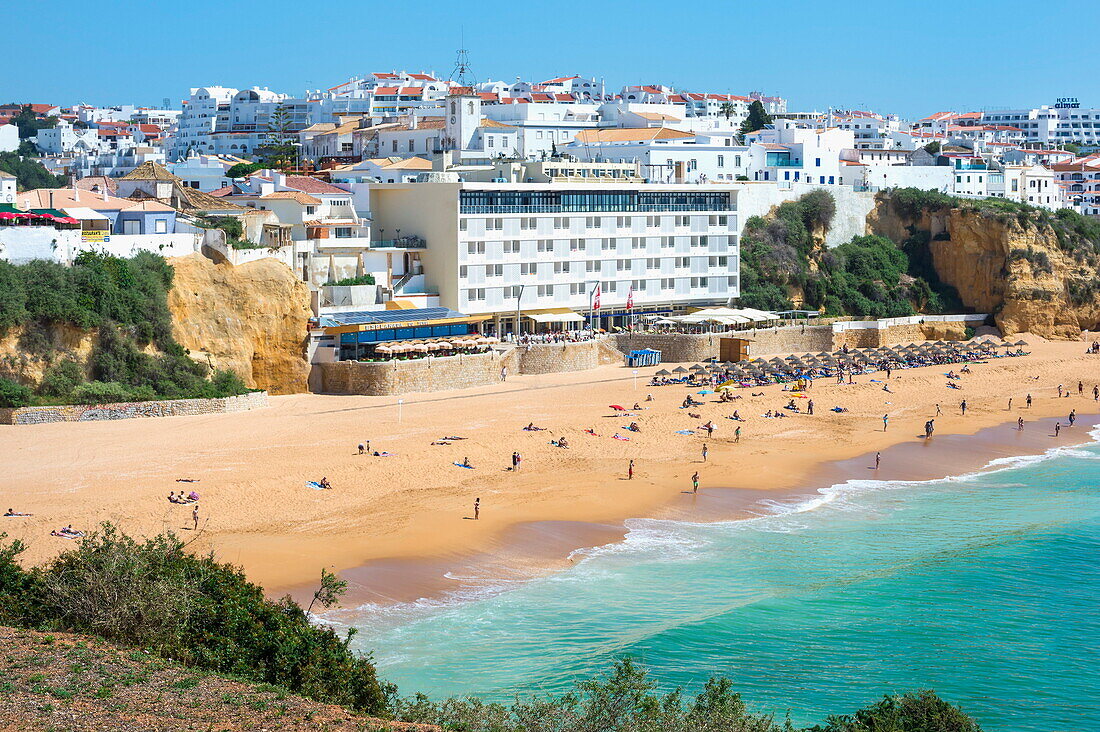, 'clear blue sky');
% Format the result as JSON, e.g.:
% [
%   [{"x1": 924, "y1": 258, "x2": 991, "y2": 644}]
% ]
[{"x1": 8, "y1": 0, "x2": 1099, "y2": 119}]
